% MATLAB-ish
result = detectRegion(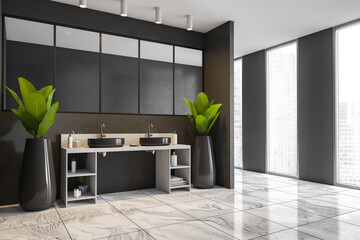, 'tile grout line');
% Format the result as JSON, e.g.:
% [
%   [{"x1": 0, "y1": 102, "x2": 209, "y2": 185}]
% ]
[
  {"x1": 54, "y1": 205, "x2": 74, "y2": 240},
  {"x1": 101, "y1": 194, "x2": 157, "y2": 240}
]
